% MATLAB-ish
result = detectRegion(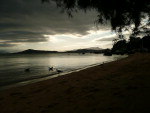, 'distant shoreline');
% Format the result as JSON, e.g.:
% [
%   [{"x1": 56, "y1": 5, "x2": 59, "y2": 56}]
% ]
[{"x1": 9, "y1": 48, "x2": 110, "y2": 54}]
